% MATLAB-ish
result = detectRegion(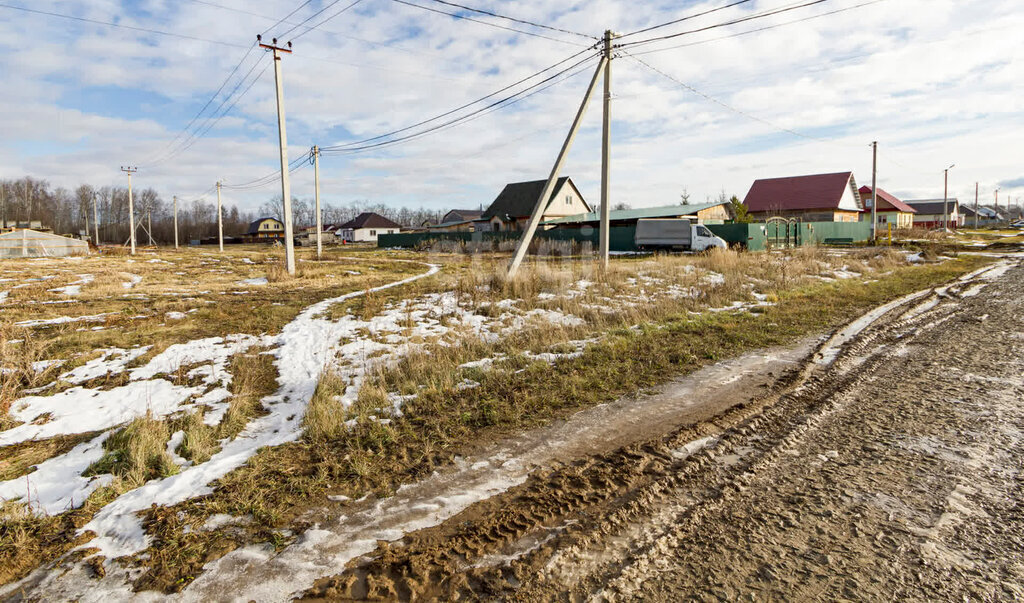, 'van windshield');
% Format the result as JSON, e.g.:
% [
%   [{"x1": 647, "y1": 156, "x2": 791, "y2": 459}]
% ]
[{"x1": 697, "y1": 226, "x2": 712, "y2": 237}]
